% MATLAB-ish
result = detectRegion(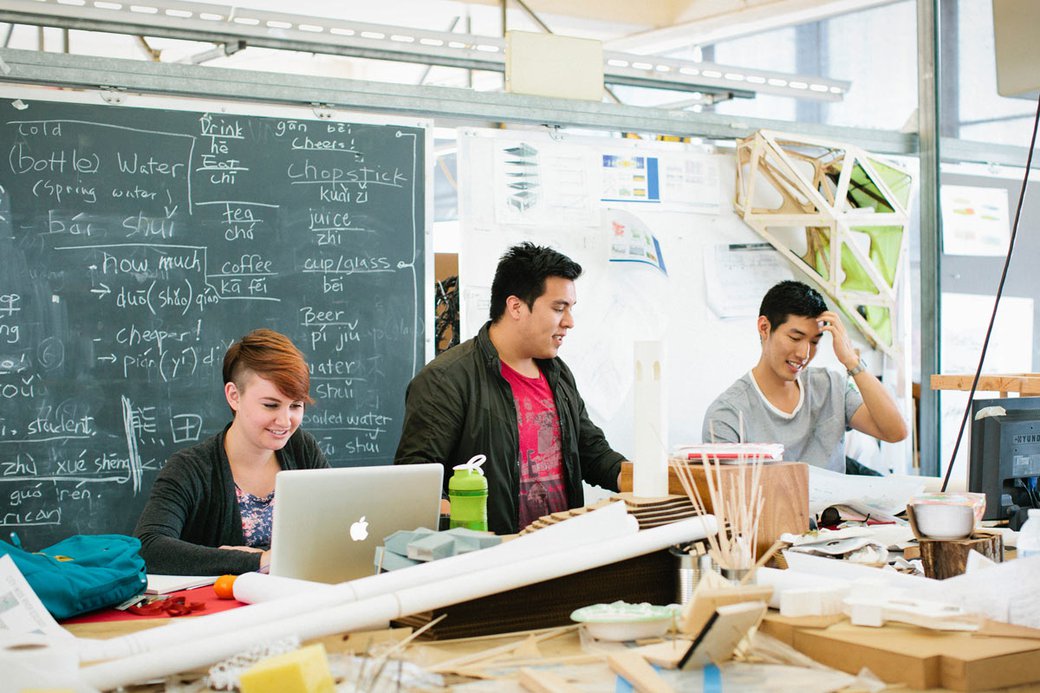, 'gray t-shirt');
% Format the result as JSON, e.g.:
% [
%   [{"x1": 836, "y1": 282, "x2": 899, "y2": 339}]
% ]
[{"x1": 701, "y1": 368, "x2": 864, "y2": 472}]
